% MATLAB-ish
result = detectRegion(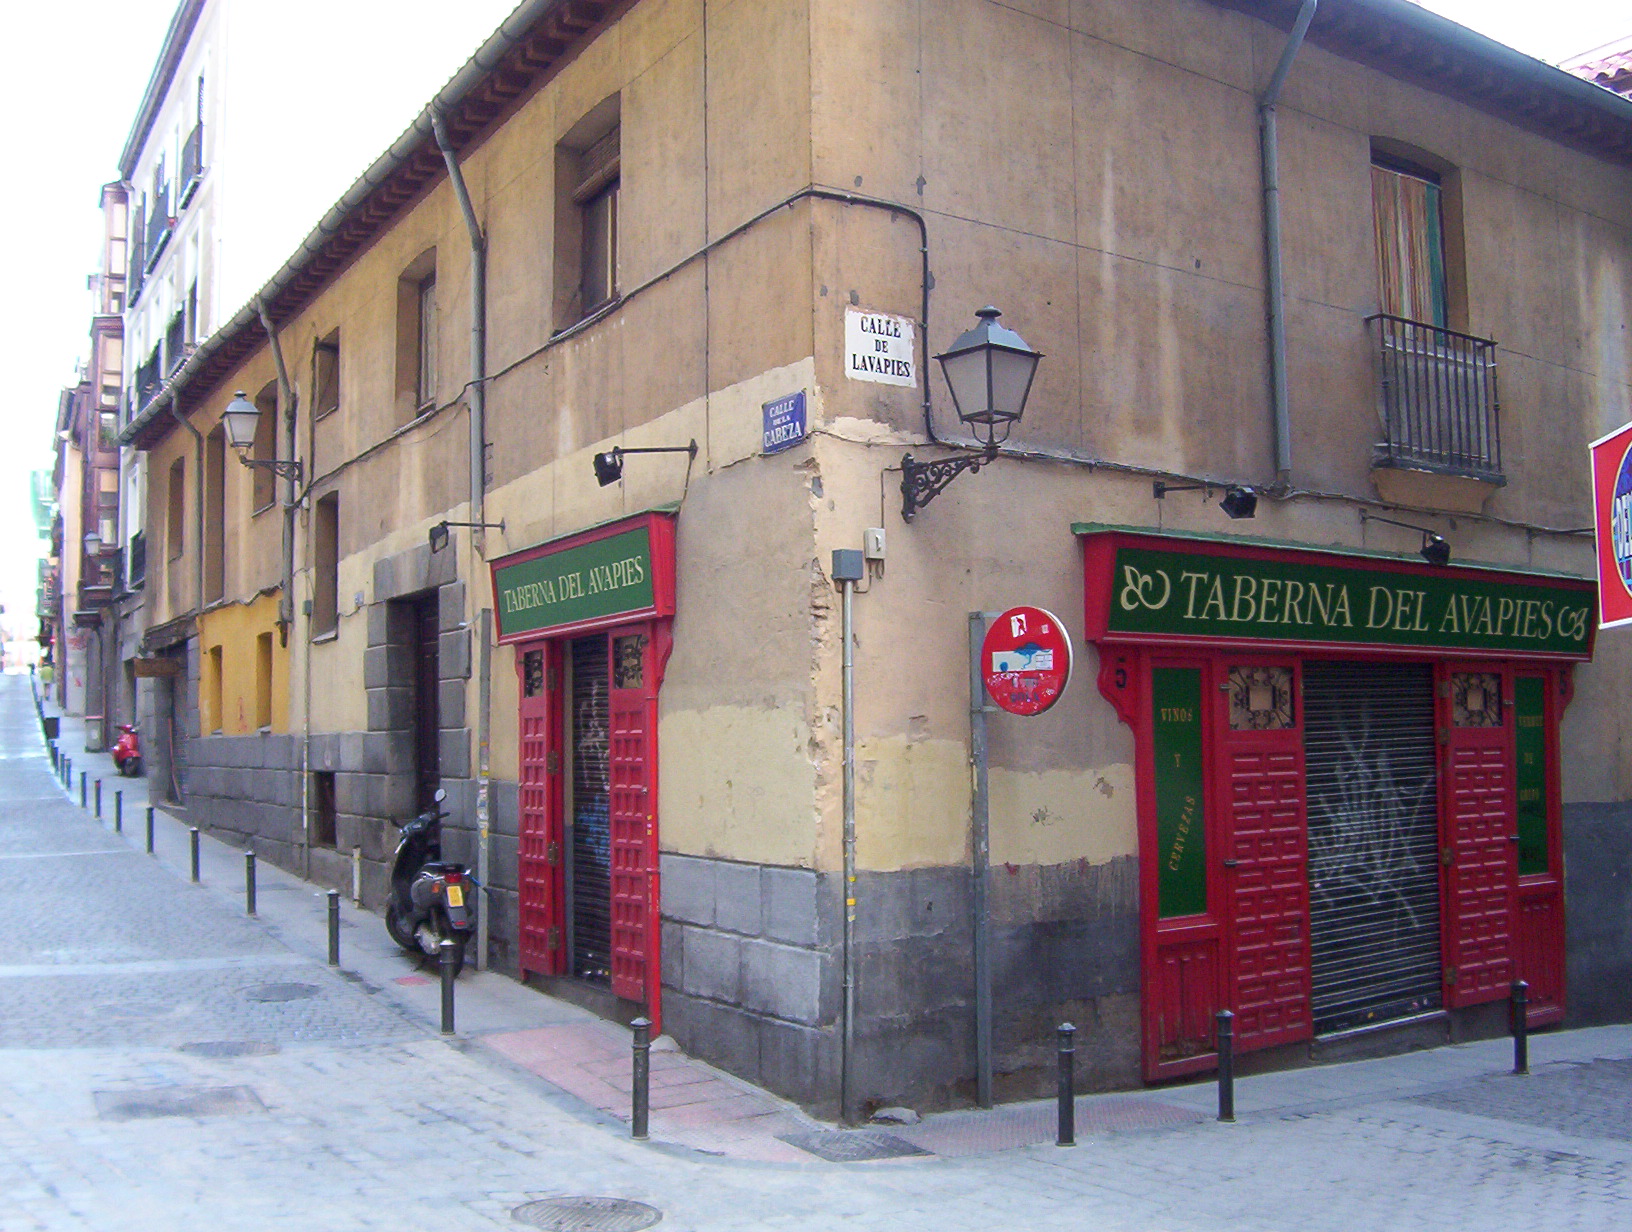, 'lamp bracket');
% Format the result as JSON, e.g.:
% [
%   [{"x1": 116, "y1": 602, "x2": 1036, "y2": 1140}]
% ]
[
  {"x1": 900, "y1": 445, "x2": 998, "y2": 522},
  {"x1": 235, "y1": 454, "x2": 305, "y2": 485}
]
